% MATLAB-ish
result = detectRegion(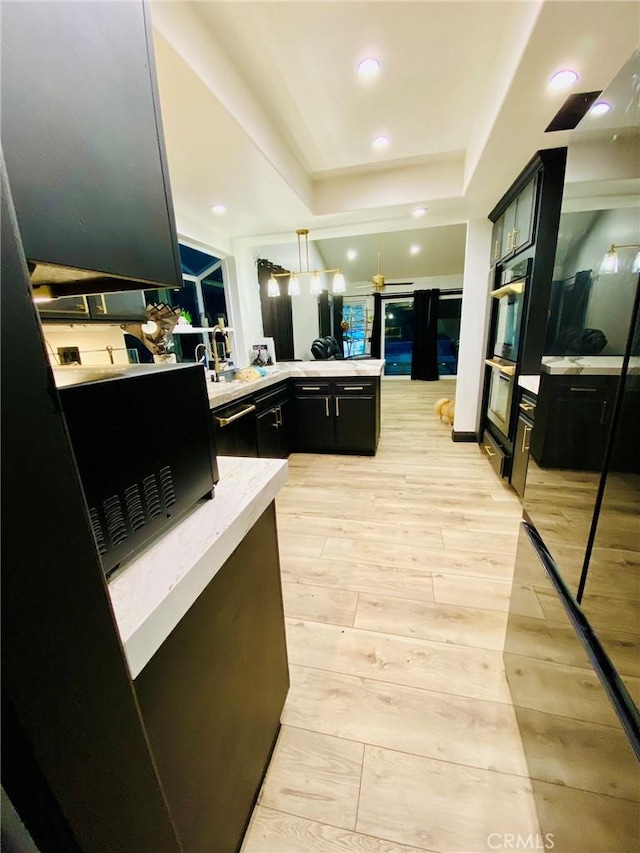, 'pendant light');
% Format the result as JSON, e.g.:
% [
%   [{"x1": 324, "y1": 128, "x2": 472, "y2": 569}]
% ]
[
  {"x1": 267, "y1": 275, "x2": 280, "y2": 297},
  {"x1": 310, "y1": 272, "x2": 322, "y2": 295},
  {"x1": 332, "y1": 272, "x2": 346, "y2": 294},
  {"x1": 267, "y1": 229, "x2": 347, "y2": 297},
  {"x1": 599, "y1": 243, "x2": 640, "y2": 275},
  {"x1": 288, "y1": 273, "x2": 300, "y2": 296}
]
